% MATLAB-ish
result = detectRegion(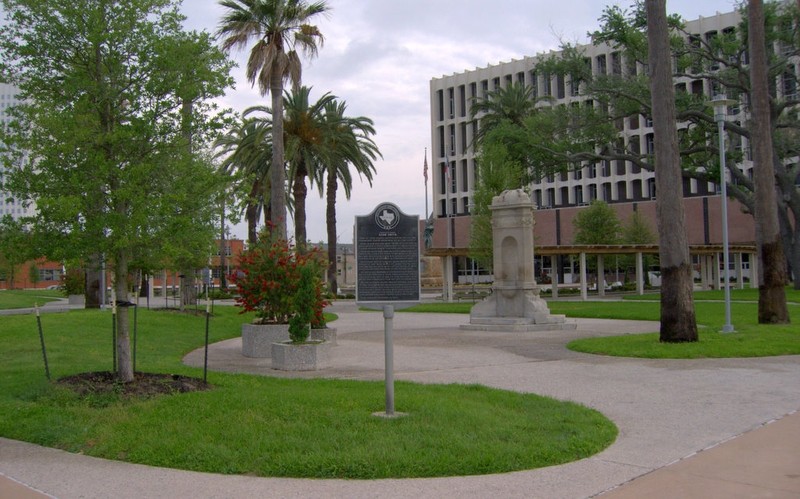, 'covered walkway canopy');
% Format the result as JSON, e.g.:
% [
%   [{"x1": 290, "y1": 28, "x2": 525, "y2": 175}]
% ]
[{"x1": 425, "y1": 243, "x2": 757, "y2": 301}]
